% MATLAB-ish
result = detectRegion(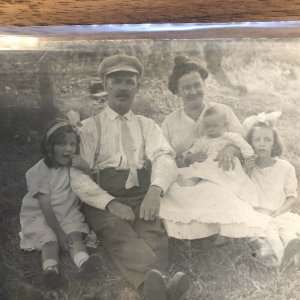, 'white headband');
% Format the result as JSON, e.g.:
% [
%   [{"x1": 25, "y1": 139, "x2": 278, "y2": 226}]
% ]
[
  {"x1": 45, "y1": 111, "x2": 82, "y2": 142},
  {"x1": 46, "y1": 121, "x2": 70, "y2": 142}
]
